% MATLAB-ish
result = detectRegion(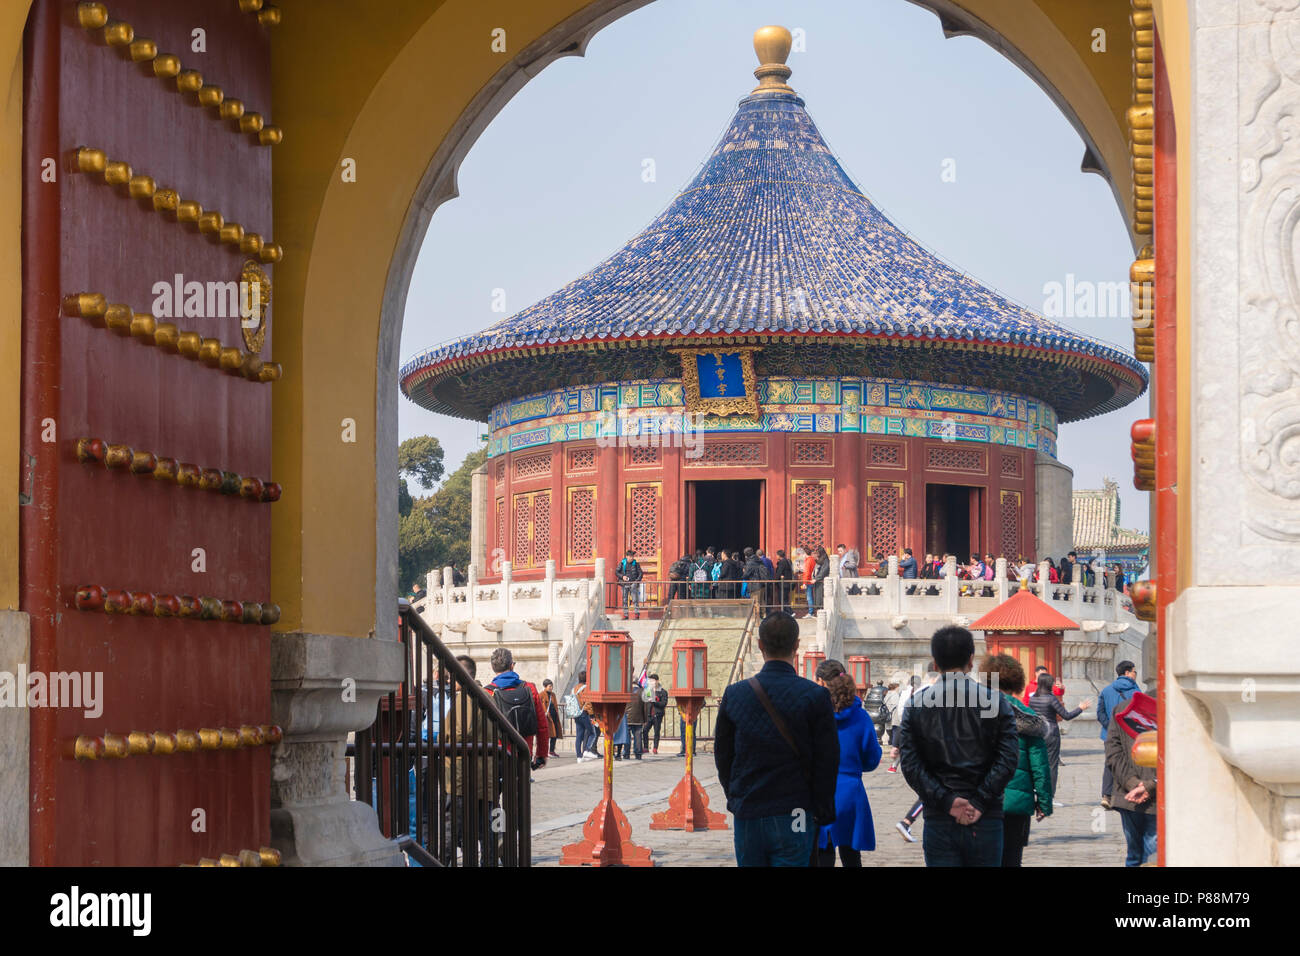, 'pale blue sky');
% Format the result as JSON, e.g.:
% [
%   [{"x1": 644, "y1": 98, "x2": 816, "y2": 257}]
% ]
[{"x1": 398, "y1": 0, "x2": 1148, "y2": 533}]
